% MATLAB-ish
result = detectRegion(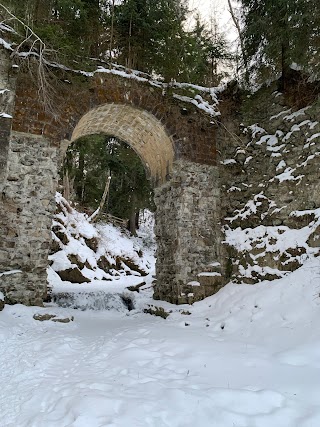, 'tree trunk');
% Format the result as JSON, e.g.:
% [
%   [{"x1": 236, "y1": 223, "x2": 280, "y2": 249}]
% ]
[
  {"x1": 77, "y1": 150, "x2": 85, "y2": 202},
  {"x1": 128, "y1": 210, "x2": 138, "y2": 236},
  {"x1": 34, "y1": 0, "x2": 51, "y2": 24},
  {"x1": 63, "y1": 169, "x2": 70, "y2": 201},
  {"x1": 109, "y1": 0, "x2": 115, "y2": 65},
  {"x1": 127, "y1": 12, "x2": 133, "y2": 68},
  {"x1": 279, "y1": 3, "x2": 290, "y2": 93},
  {"x1": 279, "y1": 40, "x2": 290, "y2": 92},
  {"x1": 227, "y1": 0, "x2": 249, "y2": 82},
  {"x1": 89, "y1": 172, "x2": 112, "y2": 223},
  {"x1": 127, "y1": 192, "x2": 138, "y2": 236}
]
